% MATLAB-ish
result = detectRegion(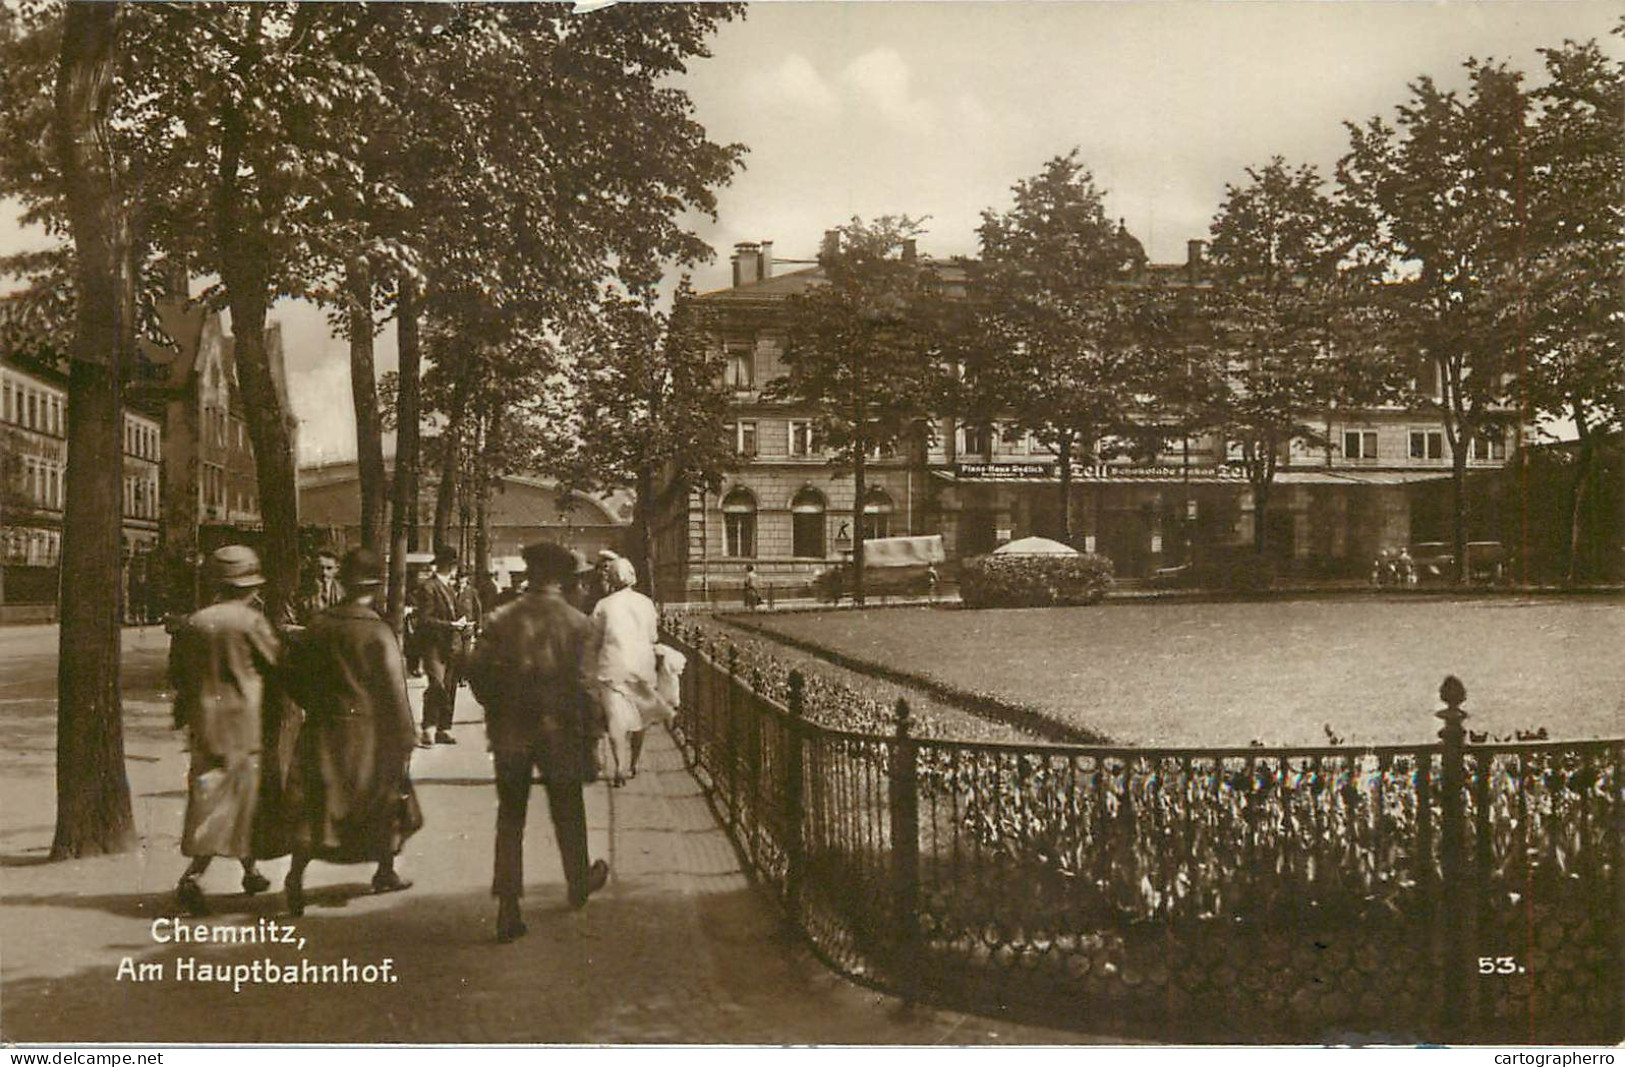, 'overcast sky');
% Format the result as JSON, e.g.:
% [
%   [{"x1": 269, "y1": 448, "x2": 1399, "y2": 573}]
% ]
[{"x1": 4, "y1": 1, "x2": 1621, "y2": 463}]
